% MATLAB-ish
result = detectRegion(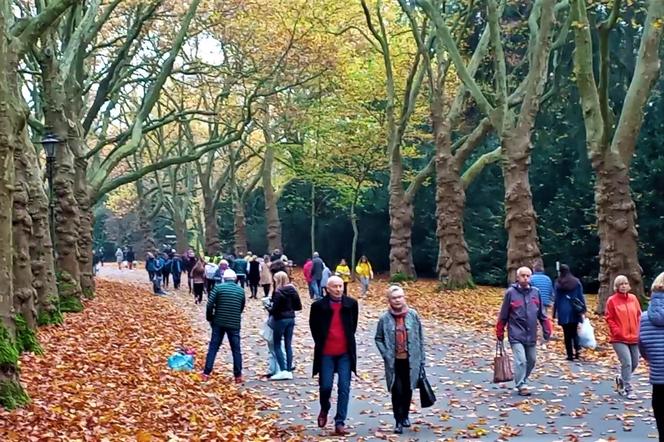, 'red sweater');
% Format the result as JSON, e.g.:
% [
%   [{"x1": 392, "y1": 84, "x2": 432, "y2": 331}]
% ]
[{"x1": 323, "y1": 301, "x2": 347, "y2": 356}]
